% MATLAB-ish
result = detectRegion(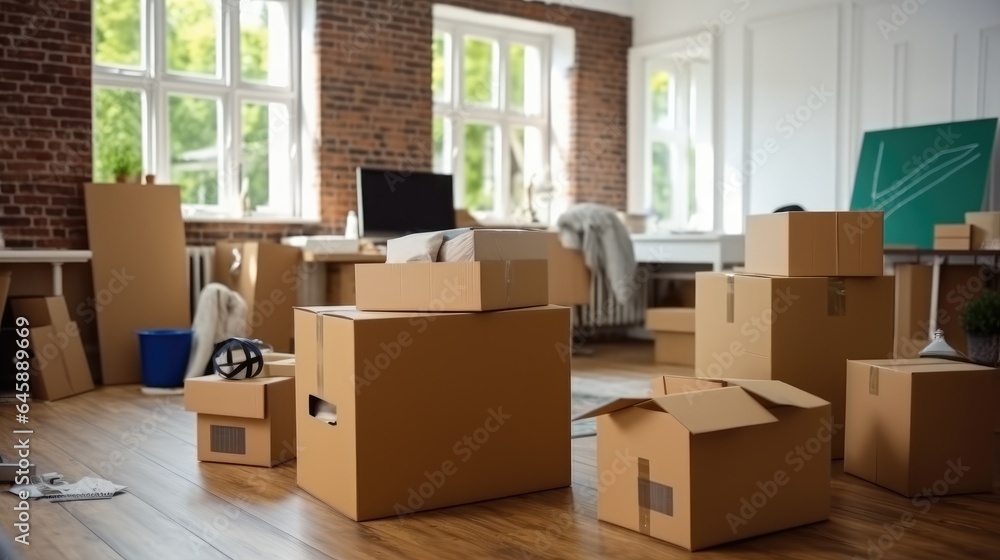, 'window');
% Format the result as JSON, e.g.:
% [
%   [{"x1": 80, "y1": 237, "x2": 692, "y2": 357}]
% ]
[
  {"x1": 628, "y1": 37, "x2": 716, "y2": 232},
  {"x1": 433, "y1": 21, "x2": 549, "y2": 220},
  {"x1": 92, "y1": 0, "x2": 300, "y2": 218}
]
